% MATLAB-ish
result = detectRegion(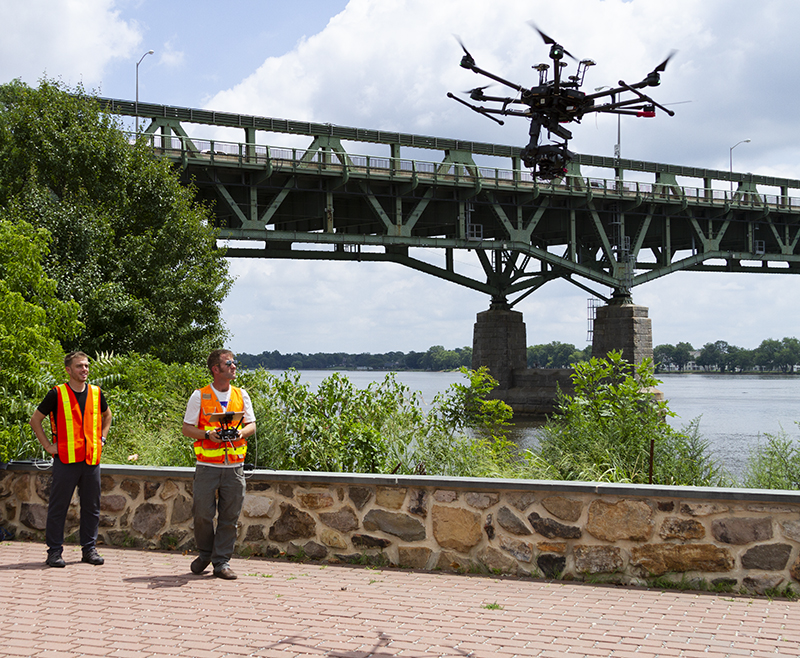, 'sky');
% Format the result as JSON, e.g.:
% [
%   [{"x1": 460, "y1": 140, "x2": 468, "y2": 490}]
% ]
[{"x1": 2, "y1": 0, "x2": 800, "y2": 356}]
